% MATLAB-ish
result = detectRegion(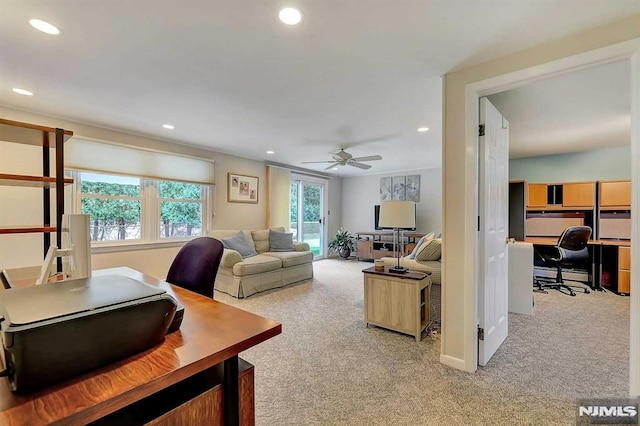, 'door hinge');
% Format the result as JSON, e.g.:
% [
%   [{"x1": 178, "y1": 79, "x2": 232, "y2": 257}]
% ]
[
  {"x1": 479, "y1": 124, "x2": 485, "y2": 137},
  {"x1": 478, "y1": 327, "x2": 484, "y2": 341}
]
